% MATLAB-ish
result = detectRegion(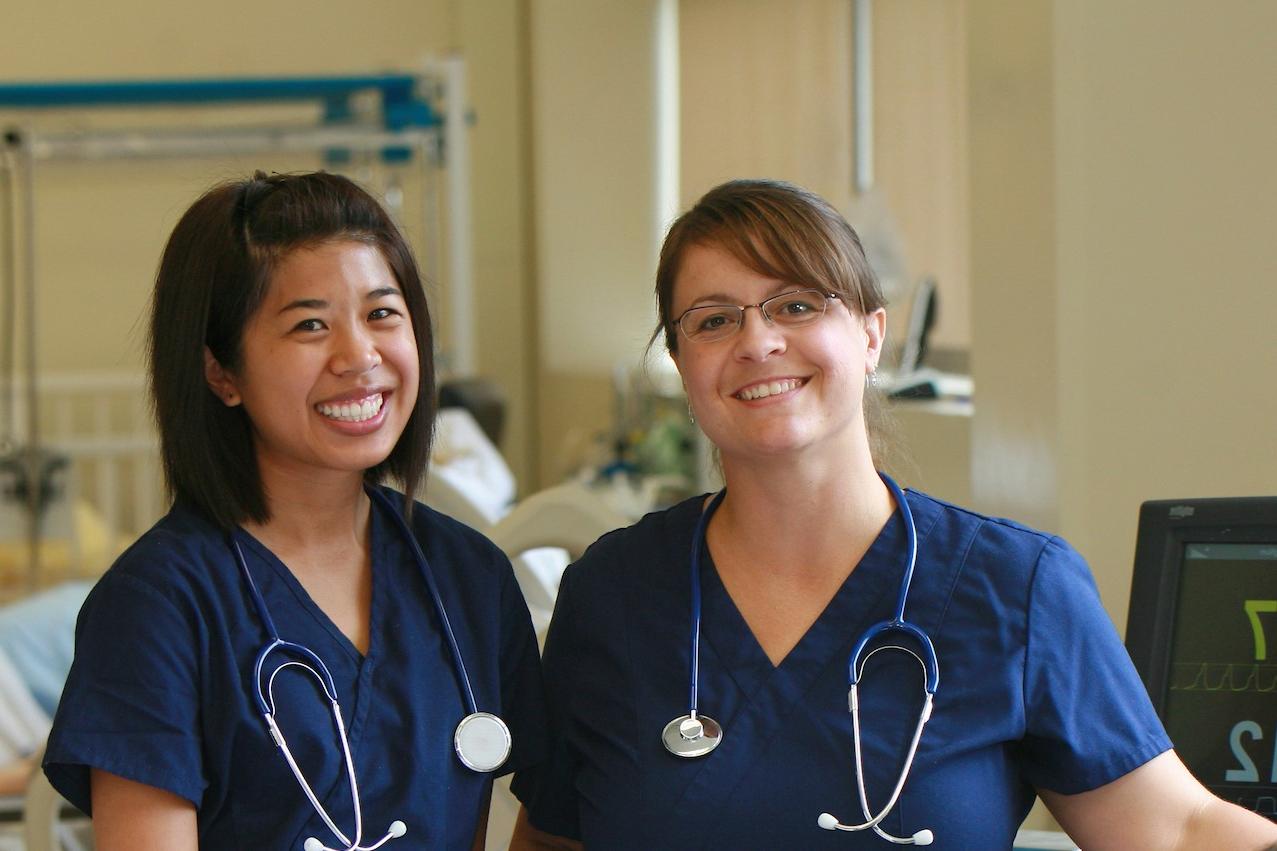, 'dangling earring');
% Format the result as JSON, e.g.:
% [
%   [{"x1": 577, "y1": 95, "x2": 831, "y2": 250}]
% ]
[
  {"x1": 687, "y1": 401, "x2": 696, "y2": 424},
  {"x1": 865, "y1": 370, "x2": 879, "y2": 390}
]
